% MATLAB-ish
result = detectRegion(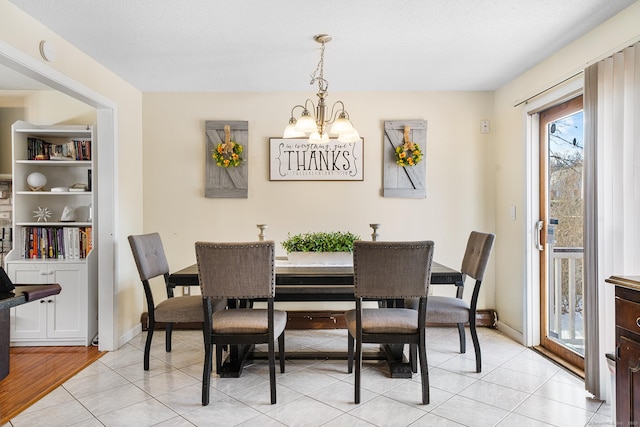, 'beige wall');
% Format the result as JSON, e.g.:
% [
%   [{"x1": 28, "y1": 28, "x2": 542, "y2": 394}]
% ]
[
  {"x1": 142, "y1": 91, "x2": 497, "y2": 307},
  {"x1": 0, "y1": 94, "x2": 27, "y2": 176},
  {"x1": 493, "y1": 1, "x2": 640, "y2": 334},
  {"x1": 0, "y1": 0, "x2": 144, "y2": 344}
]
